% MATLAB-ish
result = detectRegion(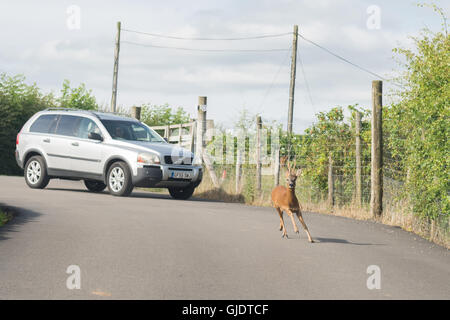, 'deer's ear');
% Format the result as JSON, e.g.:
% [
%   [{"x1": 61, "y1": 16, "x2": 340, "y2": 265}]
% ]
[{"x1": 296, "y1": 168, "x2": 302, "y2": 177}]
